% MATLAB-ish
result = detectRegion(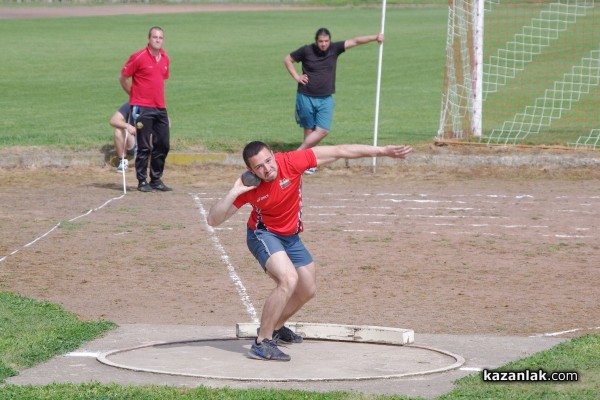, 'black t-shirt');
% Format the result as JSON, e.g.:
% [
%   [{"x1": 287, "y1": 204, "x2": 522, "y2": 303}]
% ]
[{"x1": 289, "y1": 41, "x2": 346, "y2": 97}]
